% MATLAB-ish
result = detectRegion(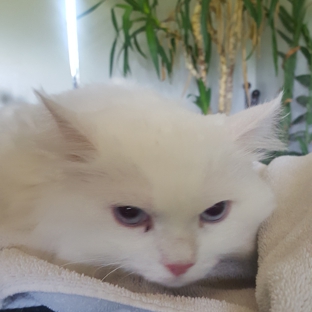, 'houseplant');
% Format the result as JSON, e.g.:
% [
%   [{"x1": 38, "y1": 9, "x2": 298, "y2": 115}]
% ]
[{"x1": 79, "y1": 0, "x2": 312, "y2": 156}]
